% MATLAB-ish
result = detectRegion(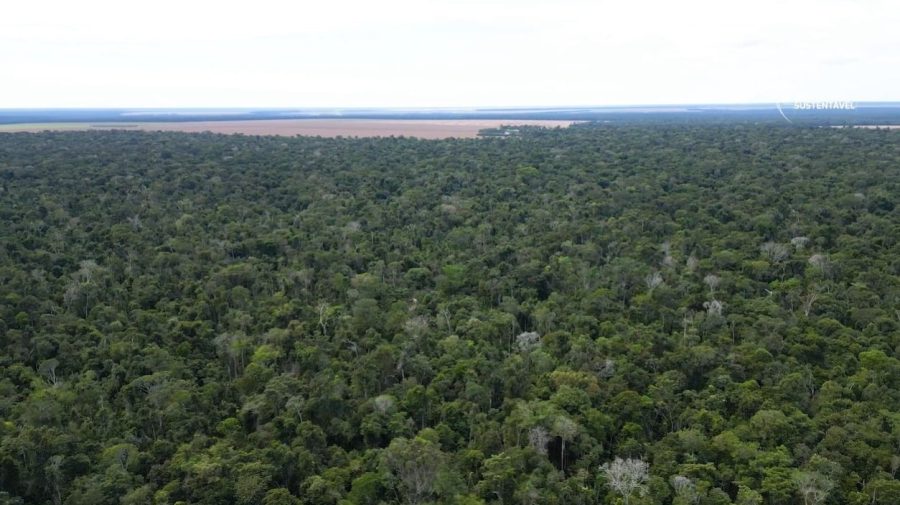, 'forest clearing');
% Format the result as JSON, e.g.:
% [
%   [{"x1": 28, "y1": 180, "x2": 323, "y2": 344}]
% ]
[{"x1": 0, "y1": 119, "x2": 575, "y2": 138}]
